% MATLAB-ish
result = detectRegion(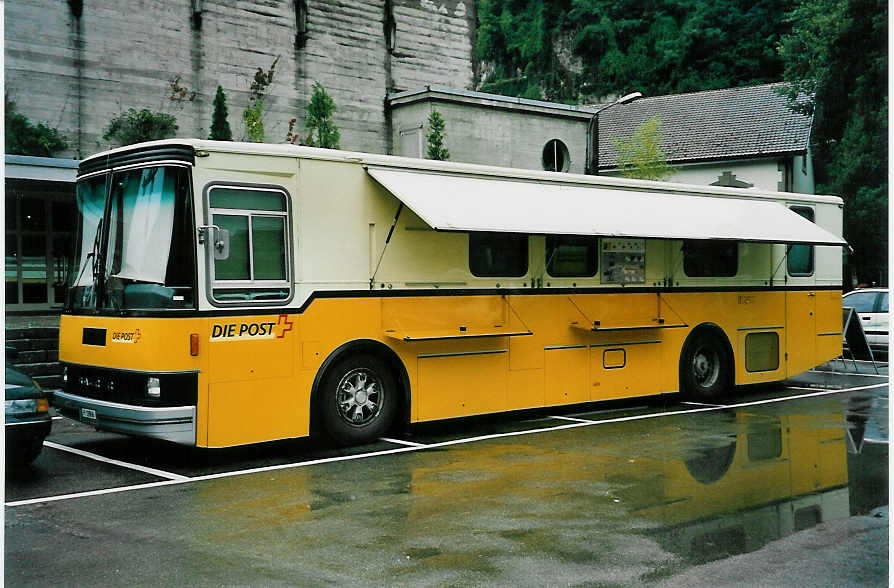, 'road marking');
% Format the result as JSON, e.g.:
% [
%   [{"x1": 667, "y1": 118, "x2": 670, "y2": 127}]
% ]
[
  {"x1": 808, "y1": 369, "x2": 888, "y2": 377},
  {"x1": 380, "y1": 437, "x2": 428, "y2": 447},
  {"x1": 549, "y1": 415, "x2": 595, "y2": 423},
  {"x1": 8, "y1": 381, "x2": 889, "y2": 508},
  {"x1": 43, "y1": 441, "x2": 190, "y2": 481},
  {"x1": 681, "y1": 401, "x2": 724, "y2": 407}
]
